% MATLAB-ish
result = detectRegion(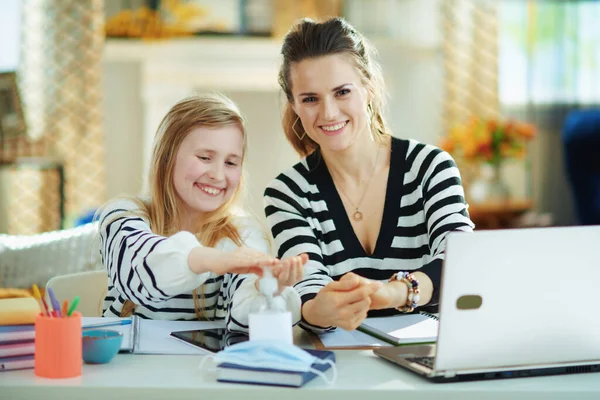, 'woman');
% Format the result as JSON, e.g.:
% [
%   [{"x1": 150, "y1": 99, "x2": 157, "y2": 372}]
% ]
[
  {"x1": 99, "y1": 93, "x2": 307, "y2": 331},
  {"x1": 264, "y1": 18, "x2": 474, "y2": 333}
]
